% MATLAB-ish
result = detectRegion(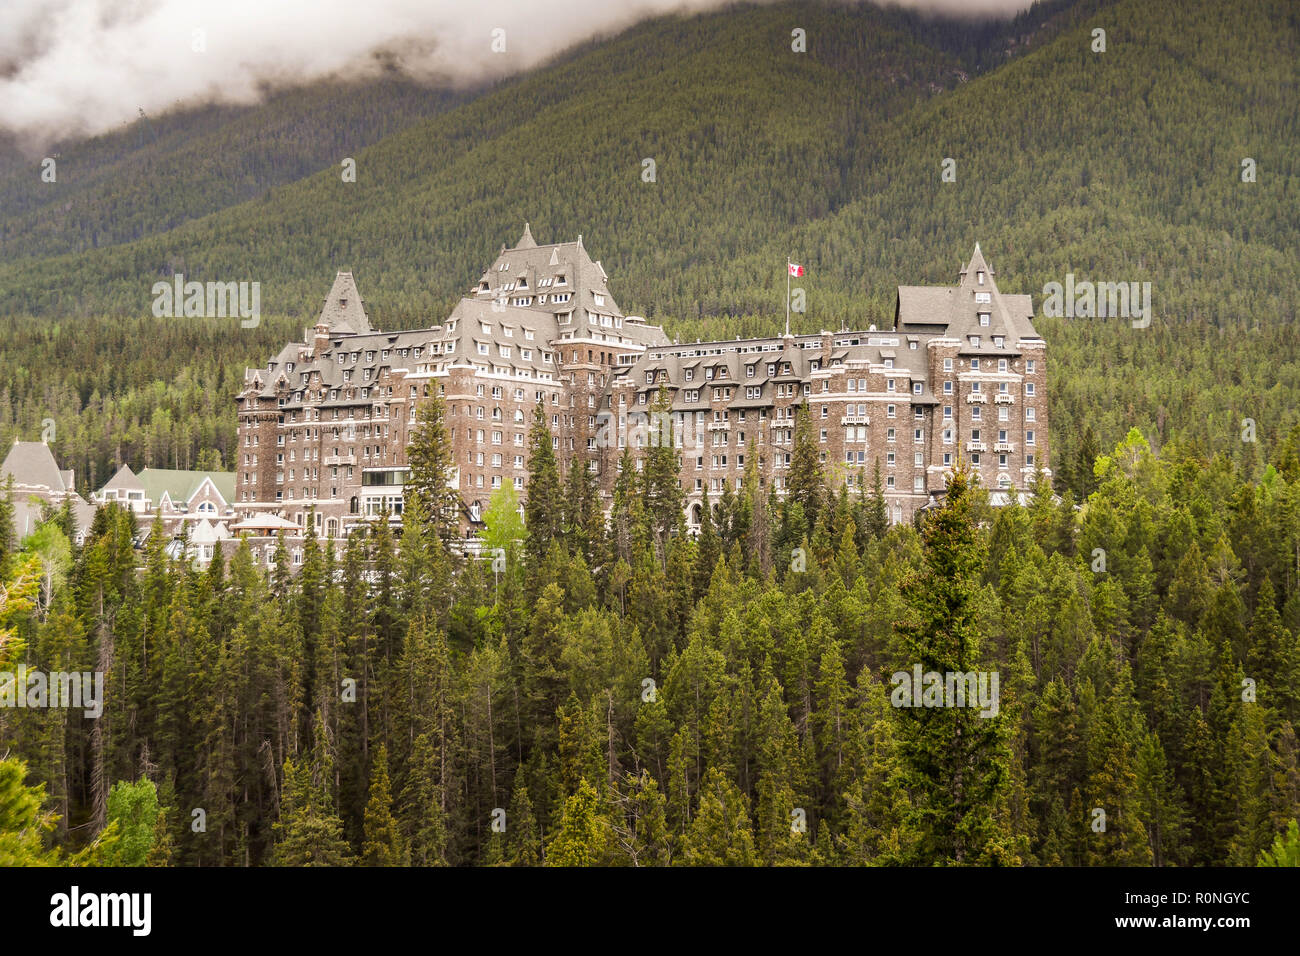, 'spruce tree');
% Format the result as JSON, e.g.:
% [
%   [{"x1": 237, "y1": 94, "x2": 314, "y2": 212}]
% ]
[
  {"x1": 694, "y1": 485, "x2": 719, "y2": 599},
  {"x1": 546, "y1": 778, "x2": 614, "y2": 866},
  {"x1": 362, "y1": 745, "x2": 408, "y2": 865},
  {"x1": 642, "y1": 385, "x2": 684, "y2": 564},
  {"x1": 893, "y1": 463, "x2": 1014, "y2": 864},
  {"x1": 506, "y1": 770, "x2": 542, "y2": 866},
  {"x1": 679, "y1": 768, "x2": 756, "y2": 866},
  {"x1": 406, "y1": 390, "x2": 461, "y2": 544},
  {"x1": 786, "y1": 404, "x2": 824, "y2": 537},
  {"x1": 0, "y1": 474, "x2": 14, "y2": 571},
  {"x1": 524, "y1": 402, "x2": 564, "y2": 561},
  {"x1": 864, "y1": 460, "x2": 889, "y2": 540}
]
